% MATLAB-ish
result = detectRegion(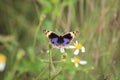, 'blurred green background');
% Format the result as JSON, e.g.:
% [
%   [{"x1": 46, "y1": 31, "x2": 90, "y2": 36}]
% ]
[{"x1": 0, "y1": 0, "x2": 120, "y2": 80}]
